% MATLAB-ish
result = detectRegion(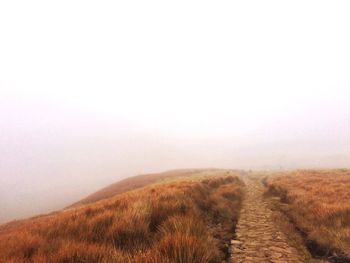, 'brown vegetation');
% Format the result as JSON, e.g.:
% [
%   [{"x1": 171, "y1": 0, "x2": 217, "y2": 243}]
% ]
[
  {"x1": 267, "y1": 169, "x2": 350, "y2": 260},
  {"x1": 70, "y1": 169, "x2": 226, "y2": 207},
  {"x1": 0, "y1": 172, "x2": 244, "y2": 263}
]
